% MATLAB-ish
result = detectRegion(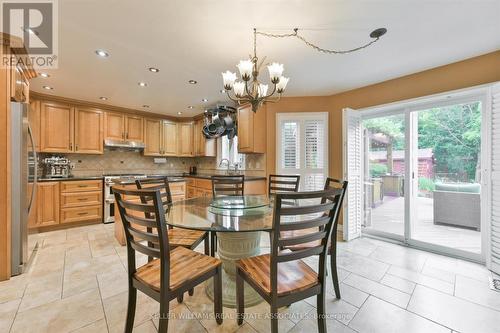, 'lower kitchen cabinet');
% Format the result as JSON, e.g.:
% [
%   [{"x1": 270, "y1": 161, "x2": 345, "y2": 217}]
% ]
[
  {"x1": 36, "y1": 182, "x2": 60, "y2": 227},
  {"x1": 29, "y1": 179, "x2": 103, "y2": 229}
]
